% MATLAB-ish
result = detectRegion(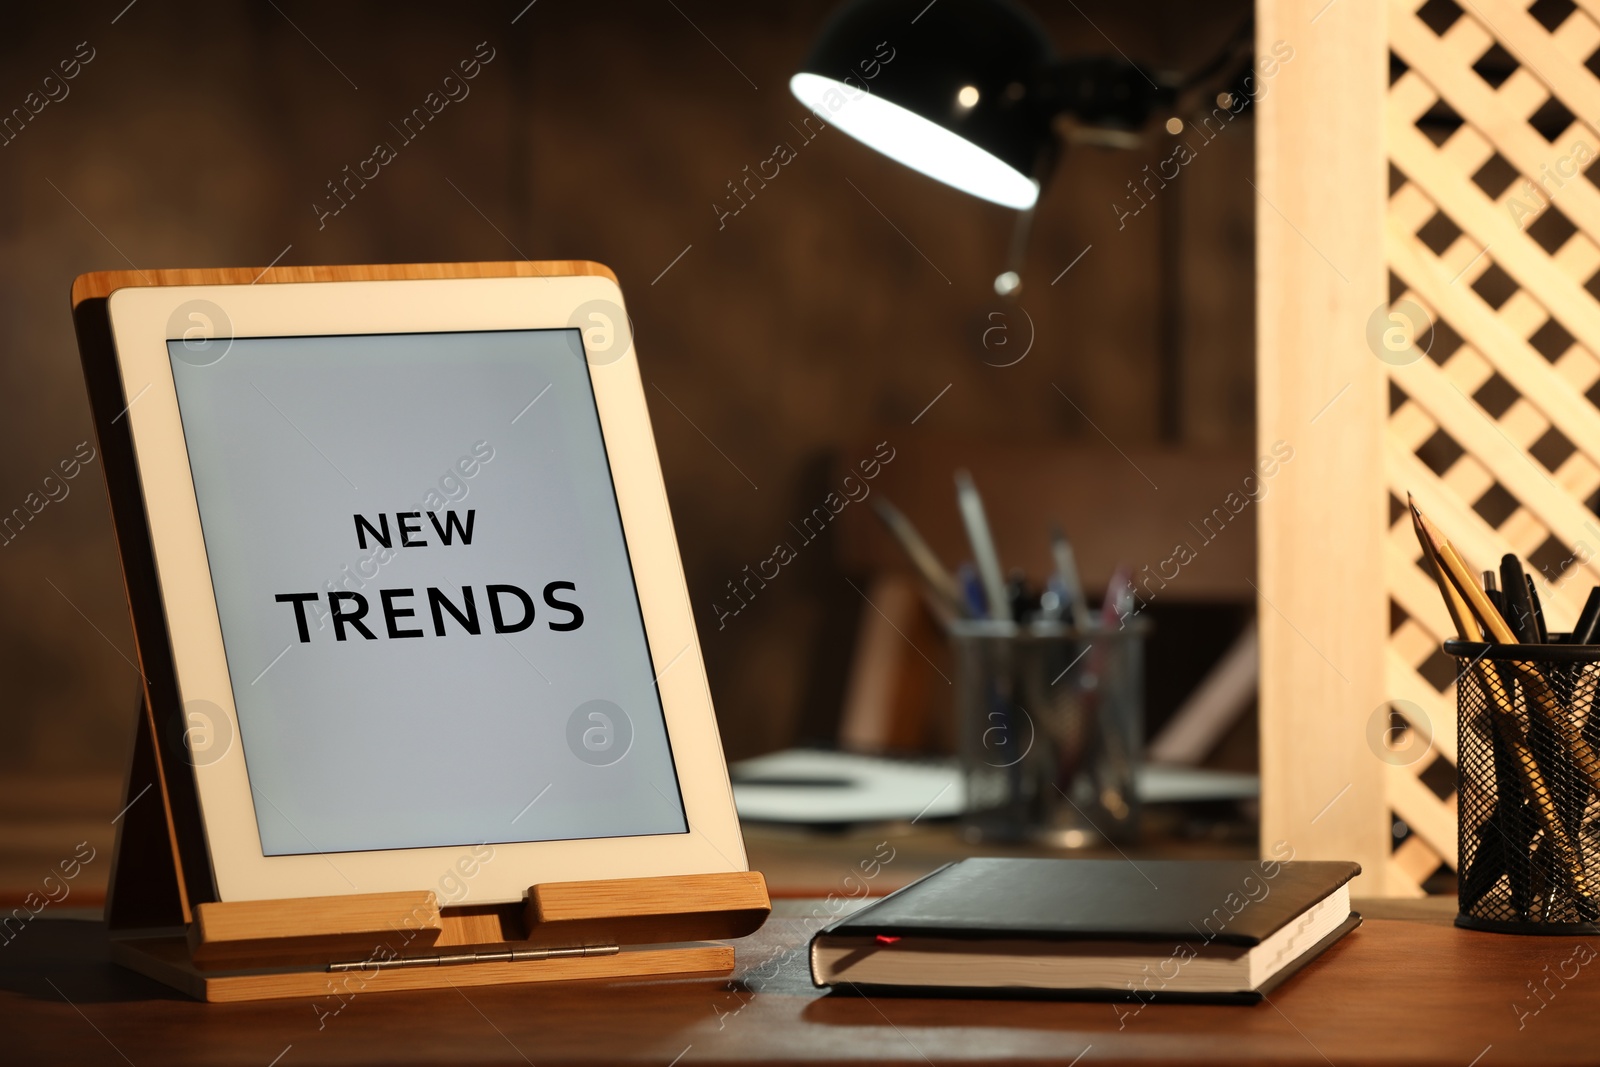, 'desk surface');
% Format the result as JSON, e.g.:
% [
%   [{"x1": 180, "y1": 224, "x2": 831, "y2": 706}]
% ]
[
  {"x1": 3, "y1": 898, "x2": 1593, "y2": 1066},
  {"x1": 0, "y1": 772, "x2": 1258, "y2": 906}
]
